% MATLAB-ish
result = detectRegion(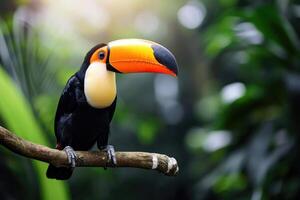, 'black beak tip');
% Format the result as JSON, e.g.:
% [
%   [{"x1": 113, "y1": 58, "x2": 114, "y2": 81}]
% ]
[{"x1": 152, "y1": 44, "x2": 178, "y2": 76}]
